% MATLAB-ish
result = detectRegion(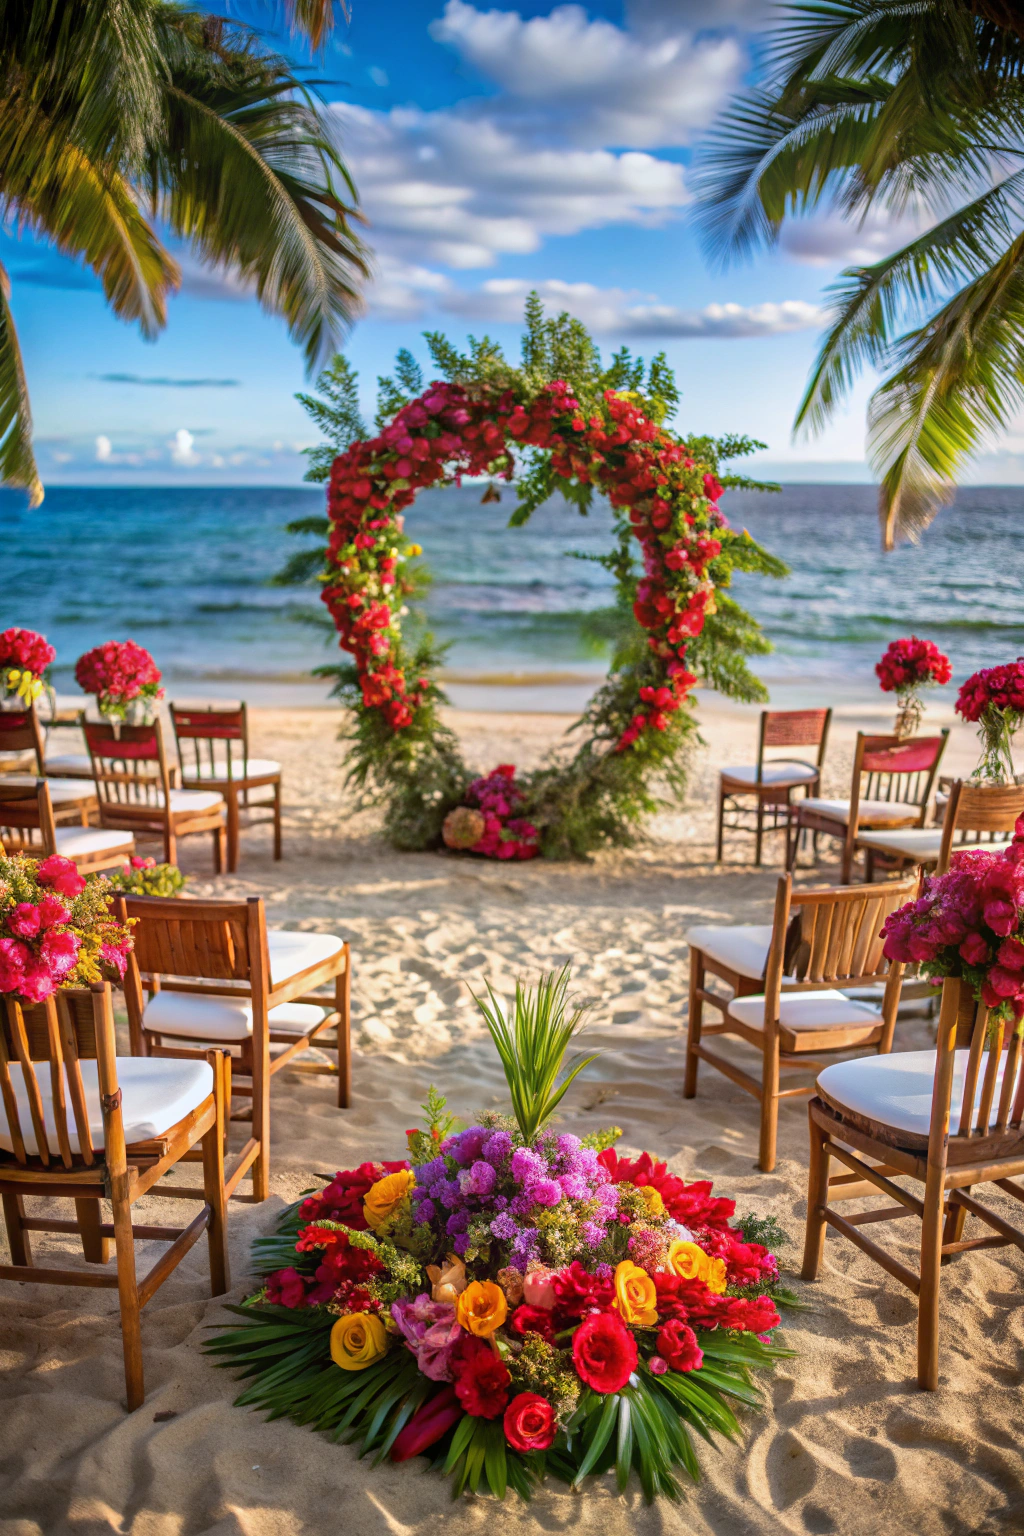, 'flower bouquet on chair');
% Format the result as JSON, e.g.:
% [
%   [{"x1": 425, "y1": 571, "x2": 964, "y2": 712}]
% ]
[
  {"x1": 0, "y1": 627, "x2": 55, "y2": 708},
  {"x1": 955, "y1": 660, "x2": 1024, "y2": 785},
  {"x1": 74, "y1": 640, "x2": 164, "y2": 724},
  {"x1": 875, "y1": 636, "x2": 951, "y2": 740},
  {"x1": 208, "y1": 967, "x2": 794, "y2": 1502},
  {"x1": 0, "y1": 852, "x2": 133, "y2": 1004}
]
